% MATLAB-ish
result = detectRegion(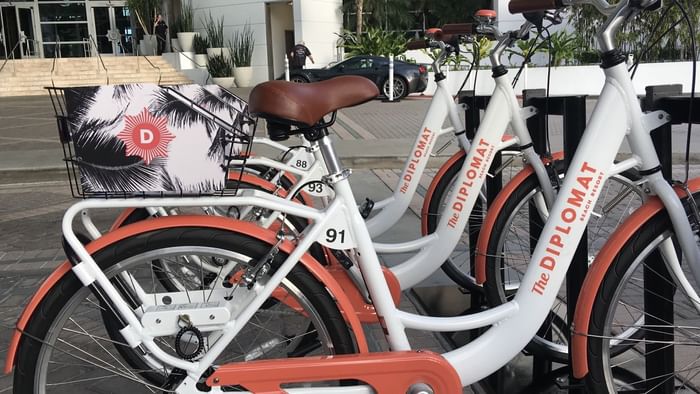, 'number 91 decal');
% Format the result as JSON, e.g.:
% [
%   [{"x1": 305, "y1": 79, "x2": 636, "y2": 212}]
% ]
[{"x1": 317, "y1": 209, "x2": 356, "y2": 249}]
